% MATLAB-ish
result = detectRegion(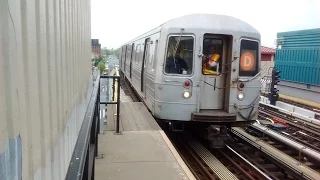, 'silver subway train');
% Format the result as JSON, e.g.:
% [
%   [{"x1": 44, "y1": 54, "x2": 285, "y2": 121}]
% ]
[{"x1": 119, "y1": 14, "x2": 261, "y2": 128}]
